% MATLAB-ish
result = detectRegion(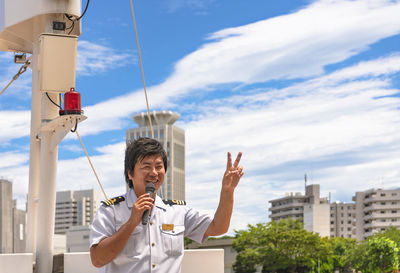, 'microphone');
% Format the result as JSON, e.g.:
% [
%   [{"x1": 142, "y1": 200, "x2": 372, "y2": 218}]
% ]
[{"x1": 142, "y1": 183, "x2": 156, "y2": 225}]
